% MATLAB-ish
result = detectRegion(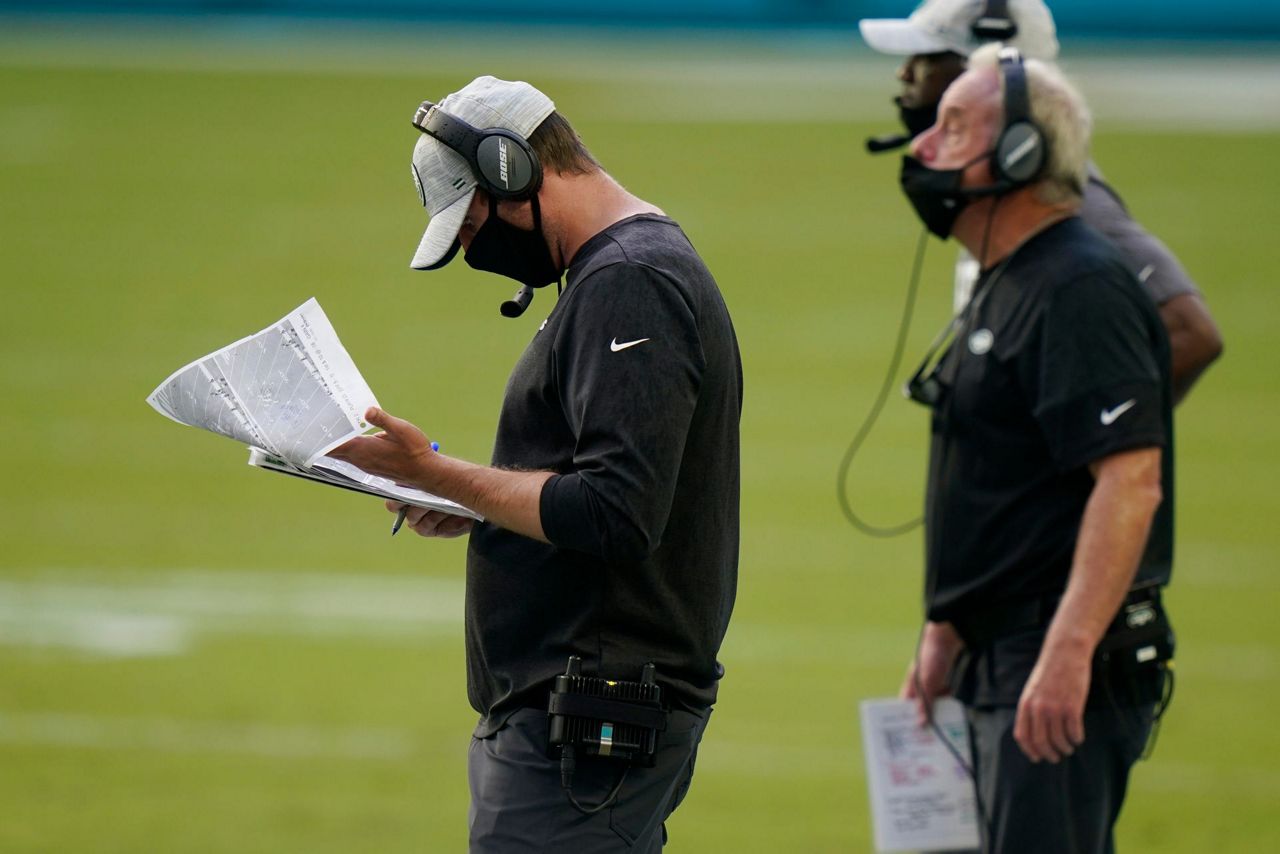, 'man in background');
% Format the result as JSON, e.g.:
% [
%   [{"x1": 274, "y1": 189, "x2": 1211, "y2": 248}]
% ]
[
  {"x1": 860, "y1": 0, "x2": 1222, "y2": 402},
  {"x1": 897, "y1": 45, "x2": 1175, "y2": 852},
  {"x1": 333, "y1": 76, "x2": 741, "y2": 852}
]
